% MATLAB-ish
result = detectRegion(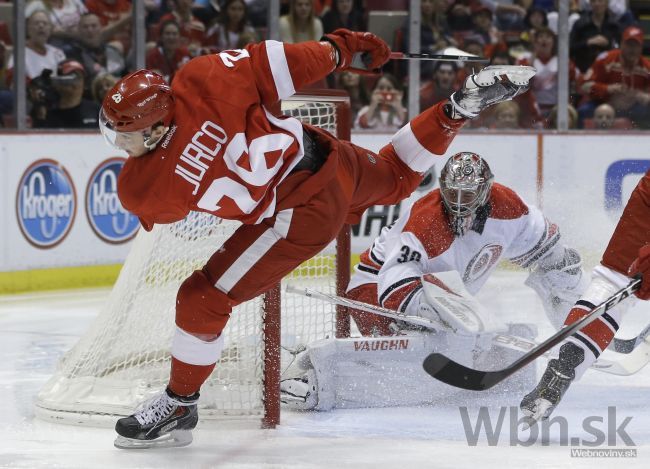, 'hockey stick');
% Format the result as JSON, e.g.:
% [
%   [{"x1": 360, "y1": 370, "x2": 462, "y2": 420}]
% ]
[
  {"x1": 422, "y1": 277, "x2": 642, "y2": 391},
  {"x1": 612, "y1": 323, "x2": 650, "y2": 354},
  {"x1": 285, "y1": 284, "x2": 449, "y2": 331},
  {"x1": 286, "y1": 284, "x2": 648, "y2": 376},
  {"x1": 592, "y1": 337, "x2": 650, "y2": 376},
  {"x1": 389, "y1": 52, "x2": 490, "y2": 63}
]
